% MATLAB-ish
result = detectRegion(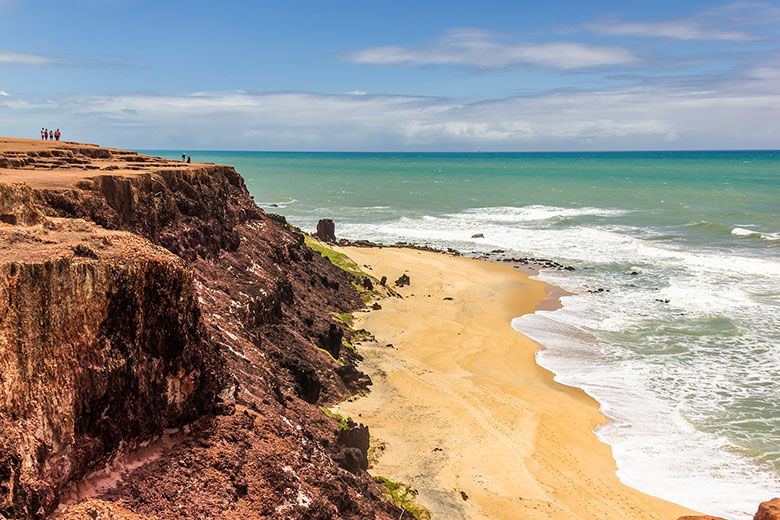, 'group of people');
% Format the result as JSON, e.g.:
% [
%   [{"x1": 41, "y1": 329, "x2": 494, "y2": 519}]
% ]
[
  {"x1": 181, "y1": 153, "x2": 191, "y2": 163},
  {"x1": 41, "y1": 128, "x2": 61, "y2": 141}
]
